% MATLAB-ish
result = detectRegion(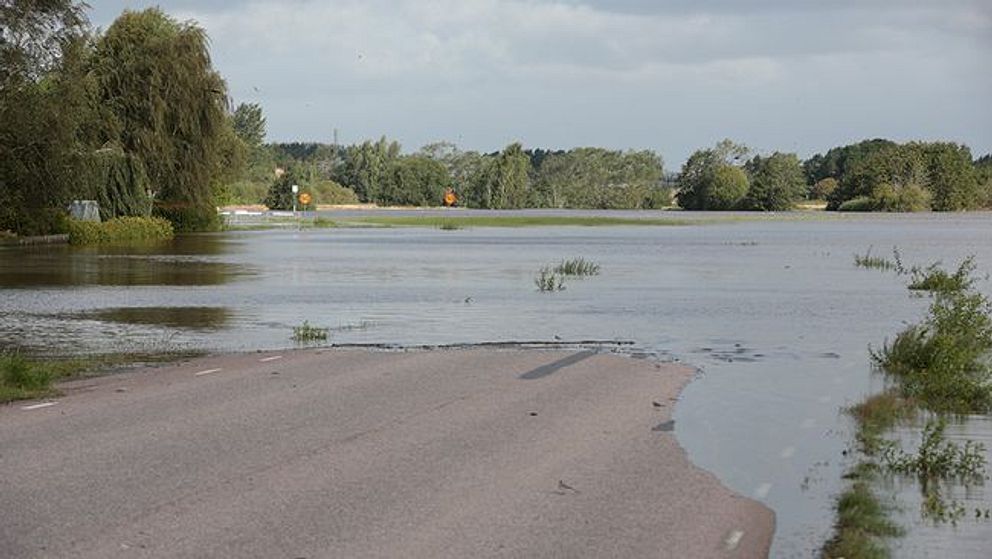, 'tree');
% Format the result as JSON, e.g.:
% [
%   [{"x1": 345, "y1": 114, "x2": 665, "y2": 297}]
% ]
[
  {"x1": 231, "y1": 102, "x2": 266, "y2": 147},
  {"x1": 92, "y1": 8, "x2": 232, "y2": 230},
  {"x1": 0, "y1": 0, "x2": 91, "y2": 234},
  {"x1": 339, "y1": 137, "x2": 400, "y2": 202},
  {"x1": 263, "y1": 168, "x2": 302, "y2": 210},
  {"x1": 379, "y1": 156, "x2": 451, "y2": 206},
  {"x1": 675, "y1": 140, "x2": 750, "y2": 210},
  {"x1": 919, "y1": 142, "x2": 979, "y2": 211},
  {"x1": 742, "y1": 152, "x2": 805, "y2": 211},
  {"x1": 470, "y1": 143, "x2": 530, "y2": 209}
]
